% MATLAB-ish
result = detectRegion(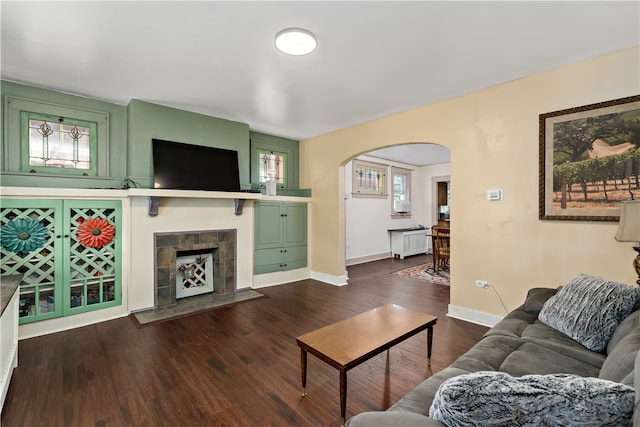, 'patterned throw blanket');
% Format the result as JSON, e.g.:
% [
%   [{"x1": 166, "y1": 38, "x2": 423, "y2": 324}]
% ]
[{"x1": 429, "y1": 371, "x2": 634, "y2": 426}]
